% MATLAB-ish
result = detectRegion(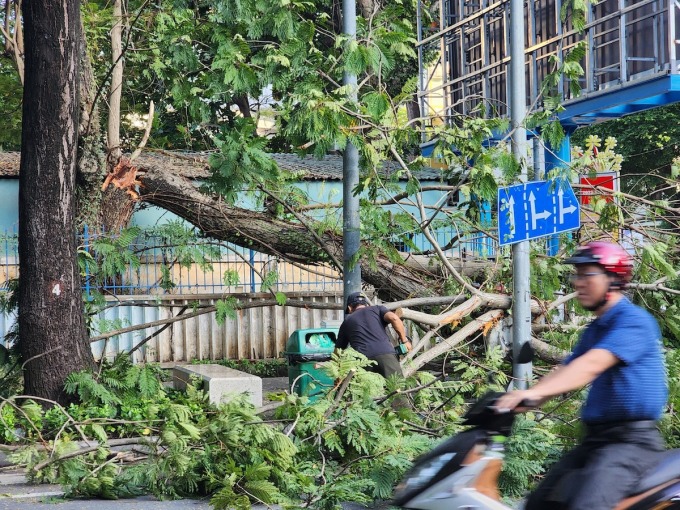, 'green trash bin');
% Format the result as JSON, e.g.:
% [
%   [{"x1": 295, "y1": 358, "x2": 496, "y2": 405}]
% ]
[{"x1": 285, "y1": 328, "x2": 338, "y2": 400}]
